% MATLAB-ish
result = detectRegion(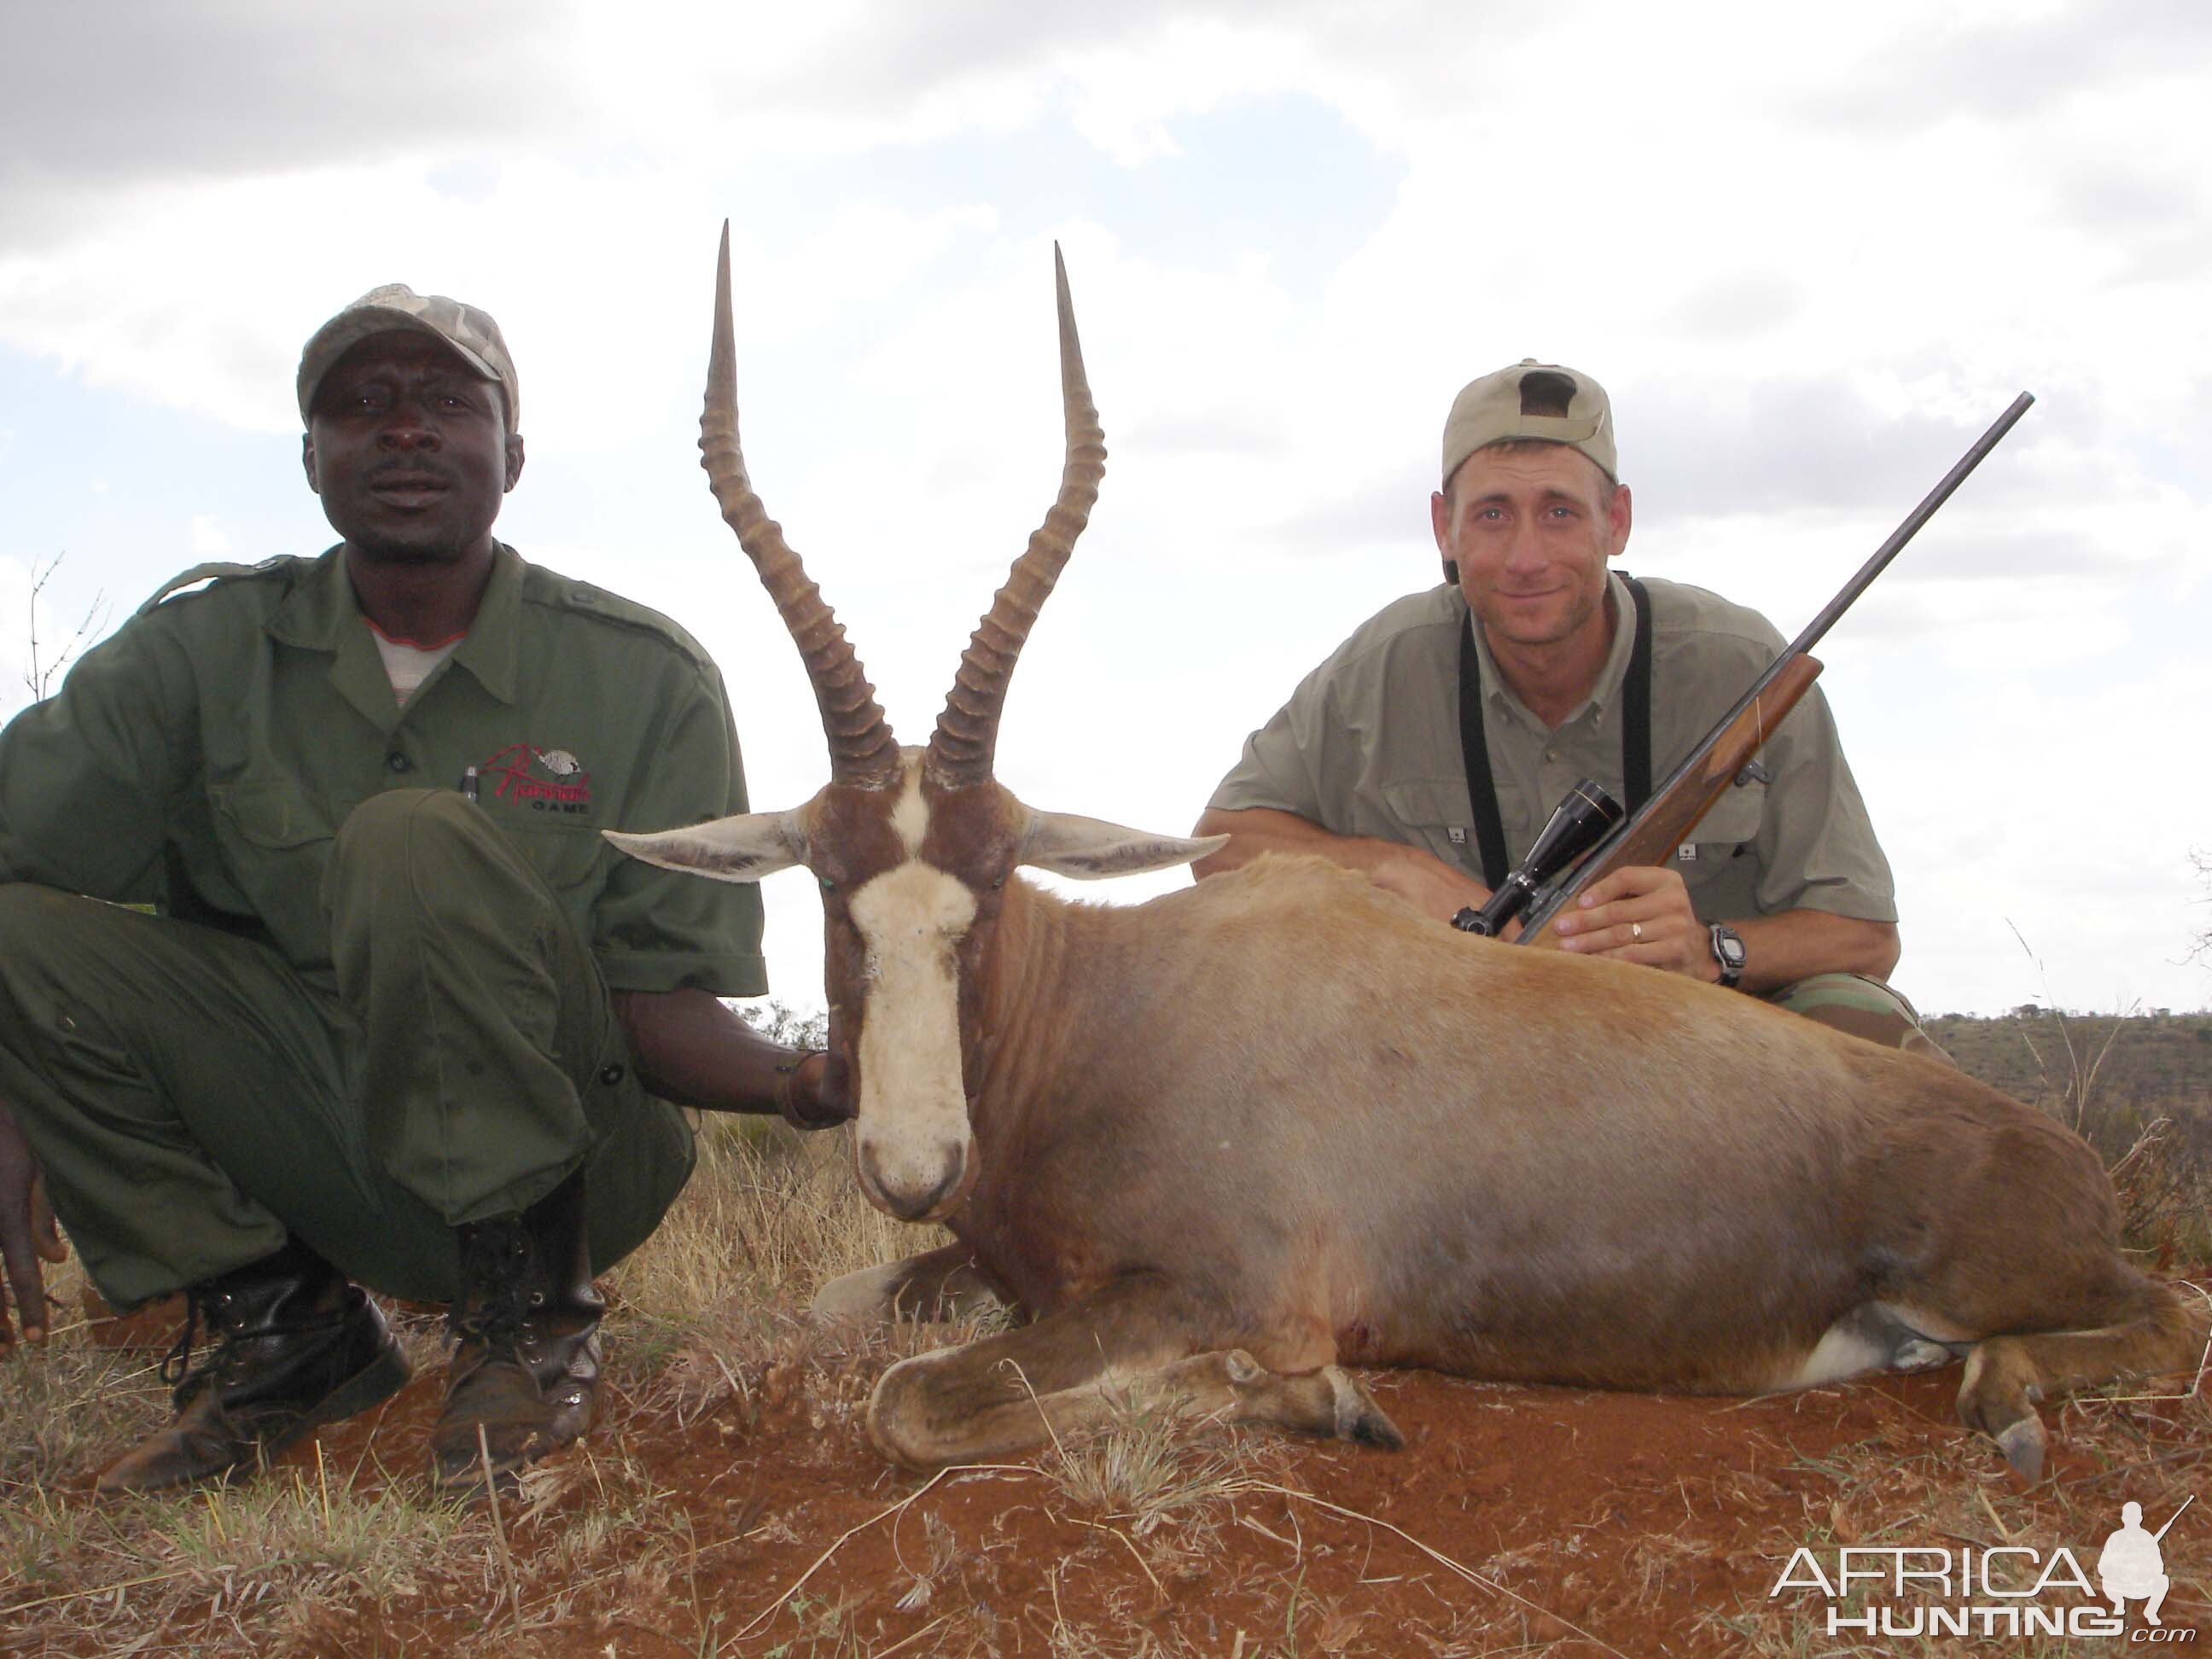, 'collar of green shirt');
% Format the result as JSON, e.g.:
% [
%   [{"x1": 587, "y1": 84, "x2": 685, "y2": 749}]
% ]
[
  {"x1": 1467, "y1": 568, "x2": 1639, "y2": 736},
  {"x1": 267, "y1": 544, "x2": 525, "y2": 731}
]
